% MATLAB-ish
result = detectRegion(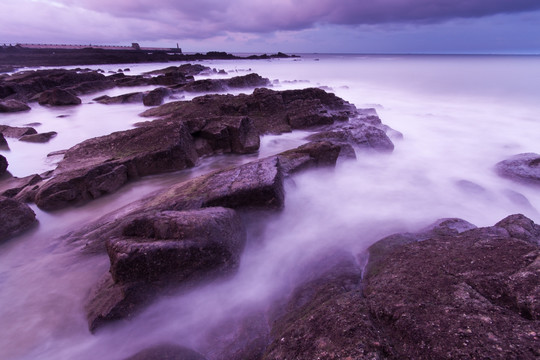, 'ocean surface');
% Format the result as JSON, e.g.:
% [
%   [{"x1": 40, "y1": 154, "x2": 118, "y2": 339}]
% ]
[{"x1": 1, "y1": 54, "x2": 539, "y2": 360}]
